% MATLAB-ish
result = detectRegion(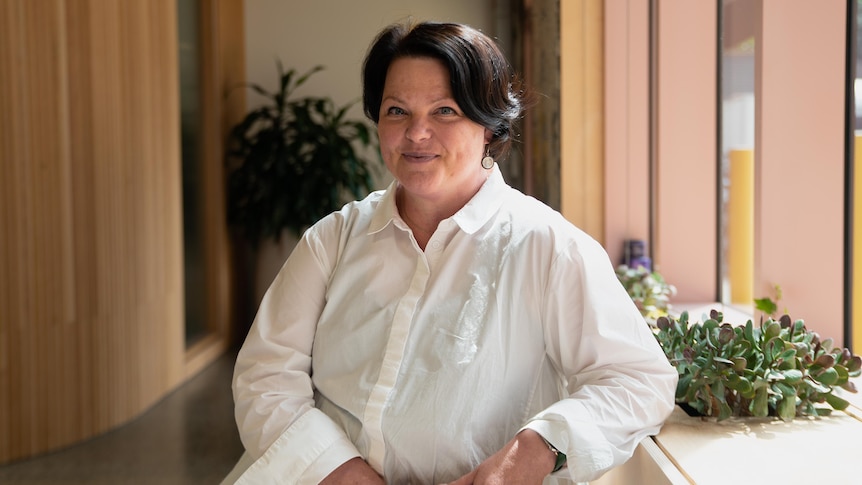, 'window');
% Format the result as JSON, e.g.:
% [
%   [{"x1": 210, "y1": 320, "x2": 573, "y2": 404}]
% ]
[
  {"x1": 602, "y1": 1, "x2": 849, "y2": 346},
  {"x1": 719, "y1": 0, "x2": 756, "y2": 309}
]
